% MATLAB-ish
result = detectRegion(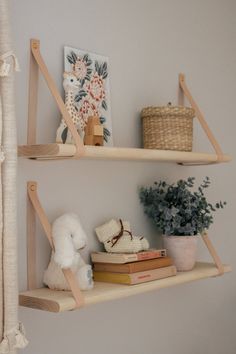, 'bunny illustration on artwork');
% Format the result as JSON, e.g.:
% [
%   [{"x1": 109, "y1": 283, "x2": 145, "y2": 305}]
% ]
[{"x1": 43, "y1": 213, "x2": 94, "y2": 291}]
